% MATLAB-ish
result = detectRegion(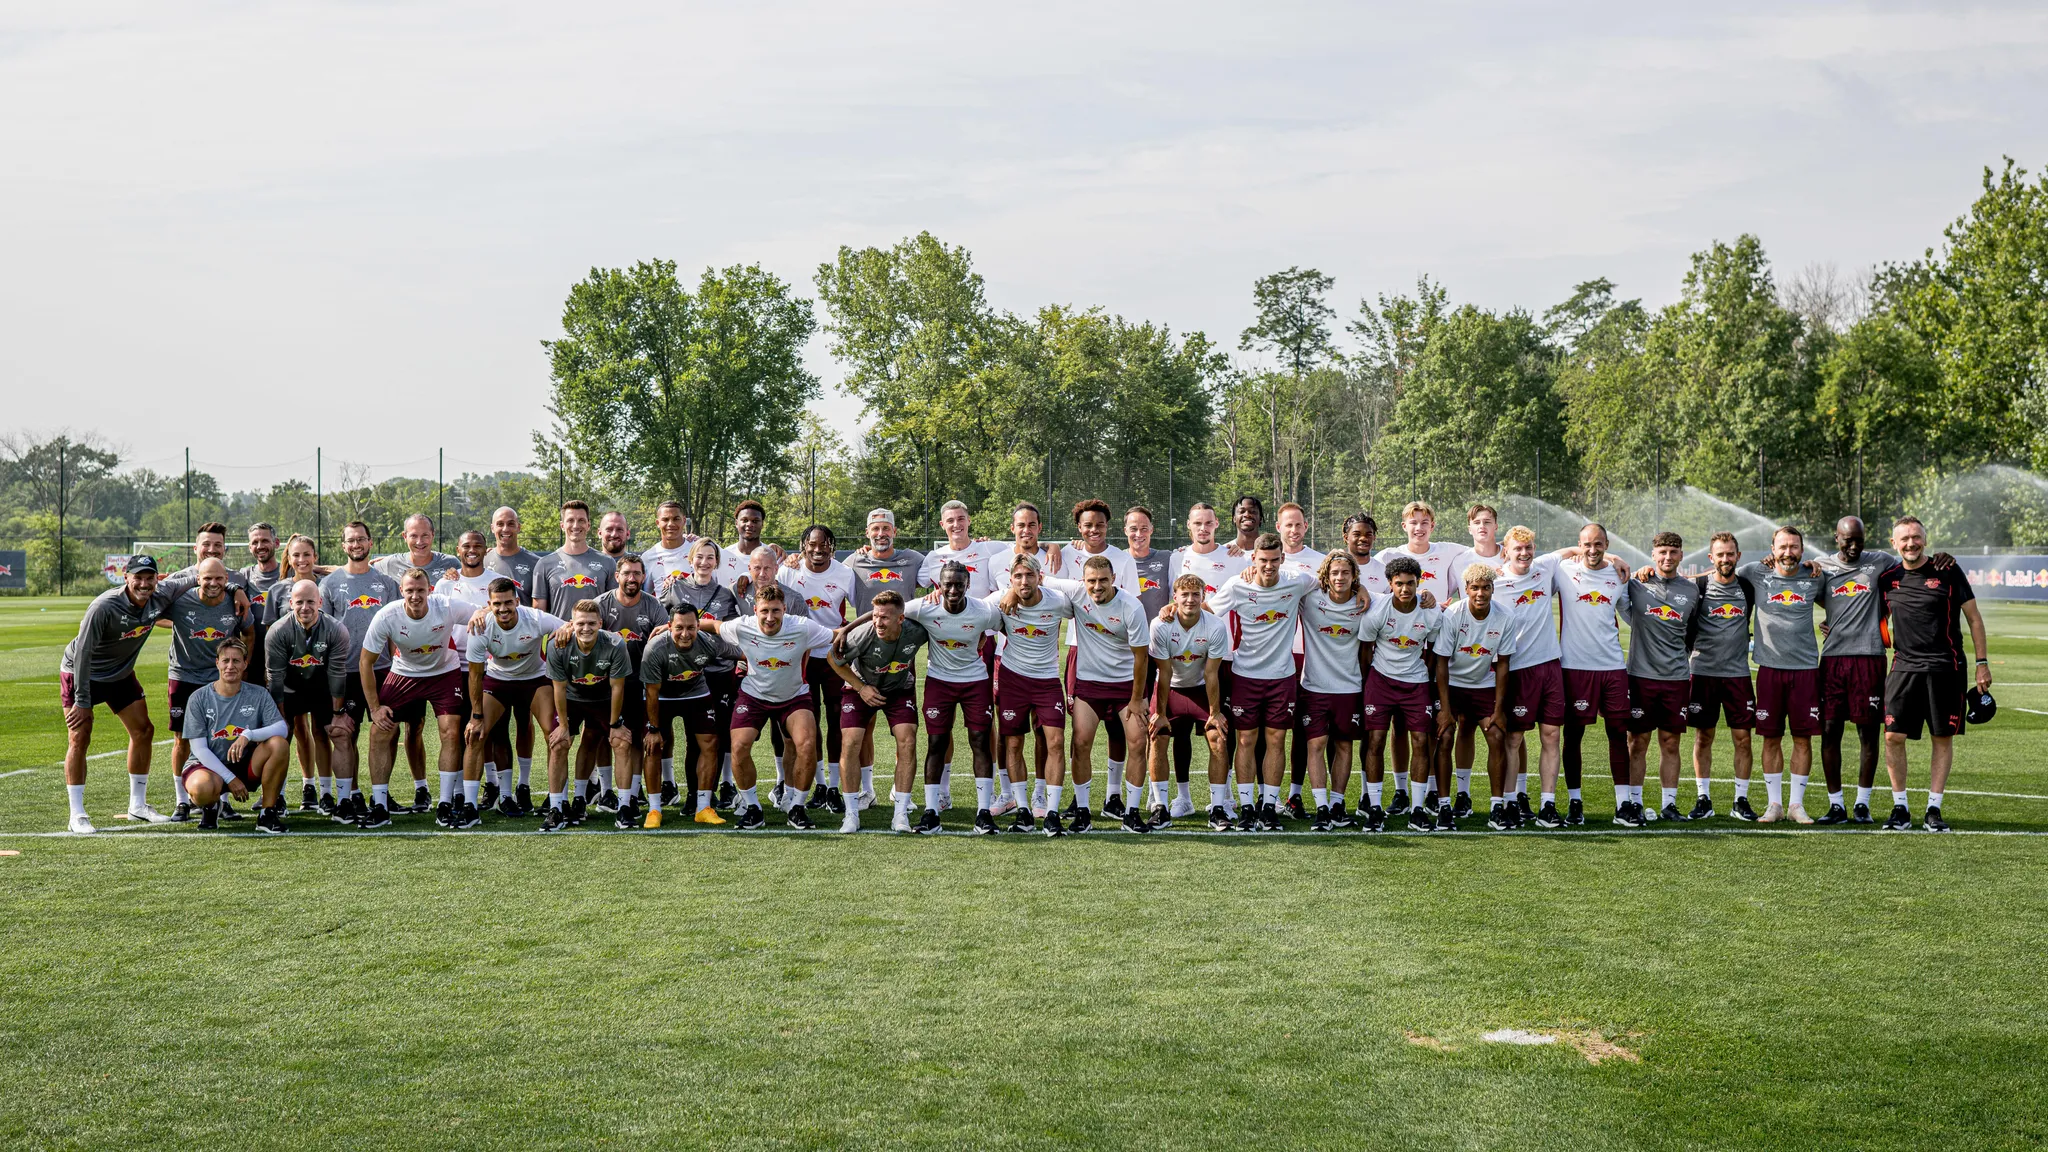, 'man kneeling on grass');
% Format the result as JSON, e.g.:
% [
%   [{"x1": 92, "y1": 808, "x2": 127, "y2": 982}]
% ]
[{"x1": 180, "y1": 639, "x2": 293, "y2": 832}]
